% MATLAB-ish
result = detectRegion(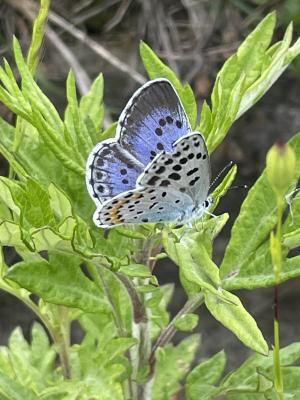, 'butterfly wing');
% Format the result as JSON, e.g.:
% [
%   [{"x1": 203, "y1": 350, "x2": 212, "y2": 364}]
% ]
[
  {"x1": 138, "y1": 132, "x2": 211, "y2": 205},
  {"x1": 118, "y1": 79, "x2": 192, "y2": 165},
  {"x1": 86, "y1": 79, "x2": 191, "y2": 205},
  {"x1": 86, "y1": 140, "x2": 143, "y2": 205},
  {"x1": 94, "y1": 187, "x2": 193, "y2": 228}
]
